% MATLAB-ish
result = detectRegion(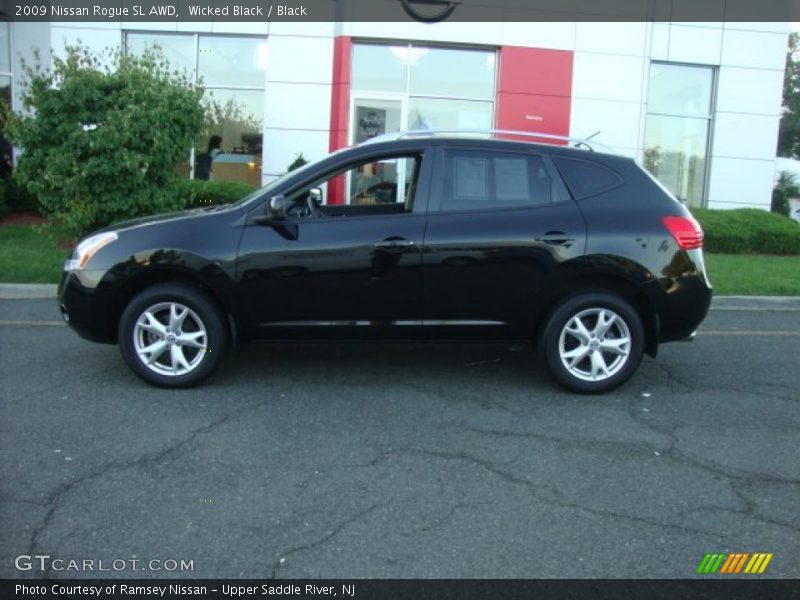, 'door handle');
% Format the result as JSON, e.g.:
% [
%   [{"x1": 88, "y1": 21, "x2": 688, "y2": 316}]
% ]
[
  {"x1": 374, "y1": 238, "x2": 415, "y2": 252},
  {"x1": 535, "y1": 231, "x2": 575, "y2": 246}
]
